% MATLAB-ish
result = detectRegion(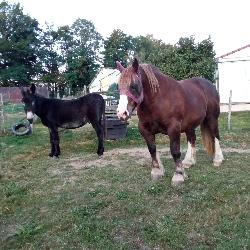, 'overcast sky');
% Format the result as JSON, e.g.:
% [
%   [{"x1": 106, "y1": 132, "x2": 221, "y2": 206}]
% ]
[{"x1": 8, "y1": 0, "x2": 250, "y2": 57}]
